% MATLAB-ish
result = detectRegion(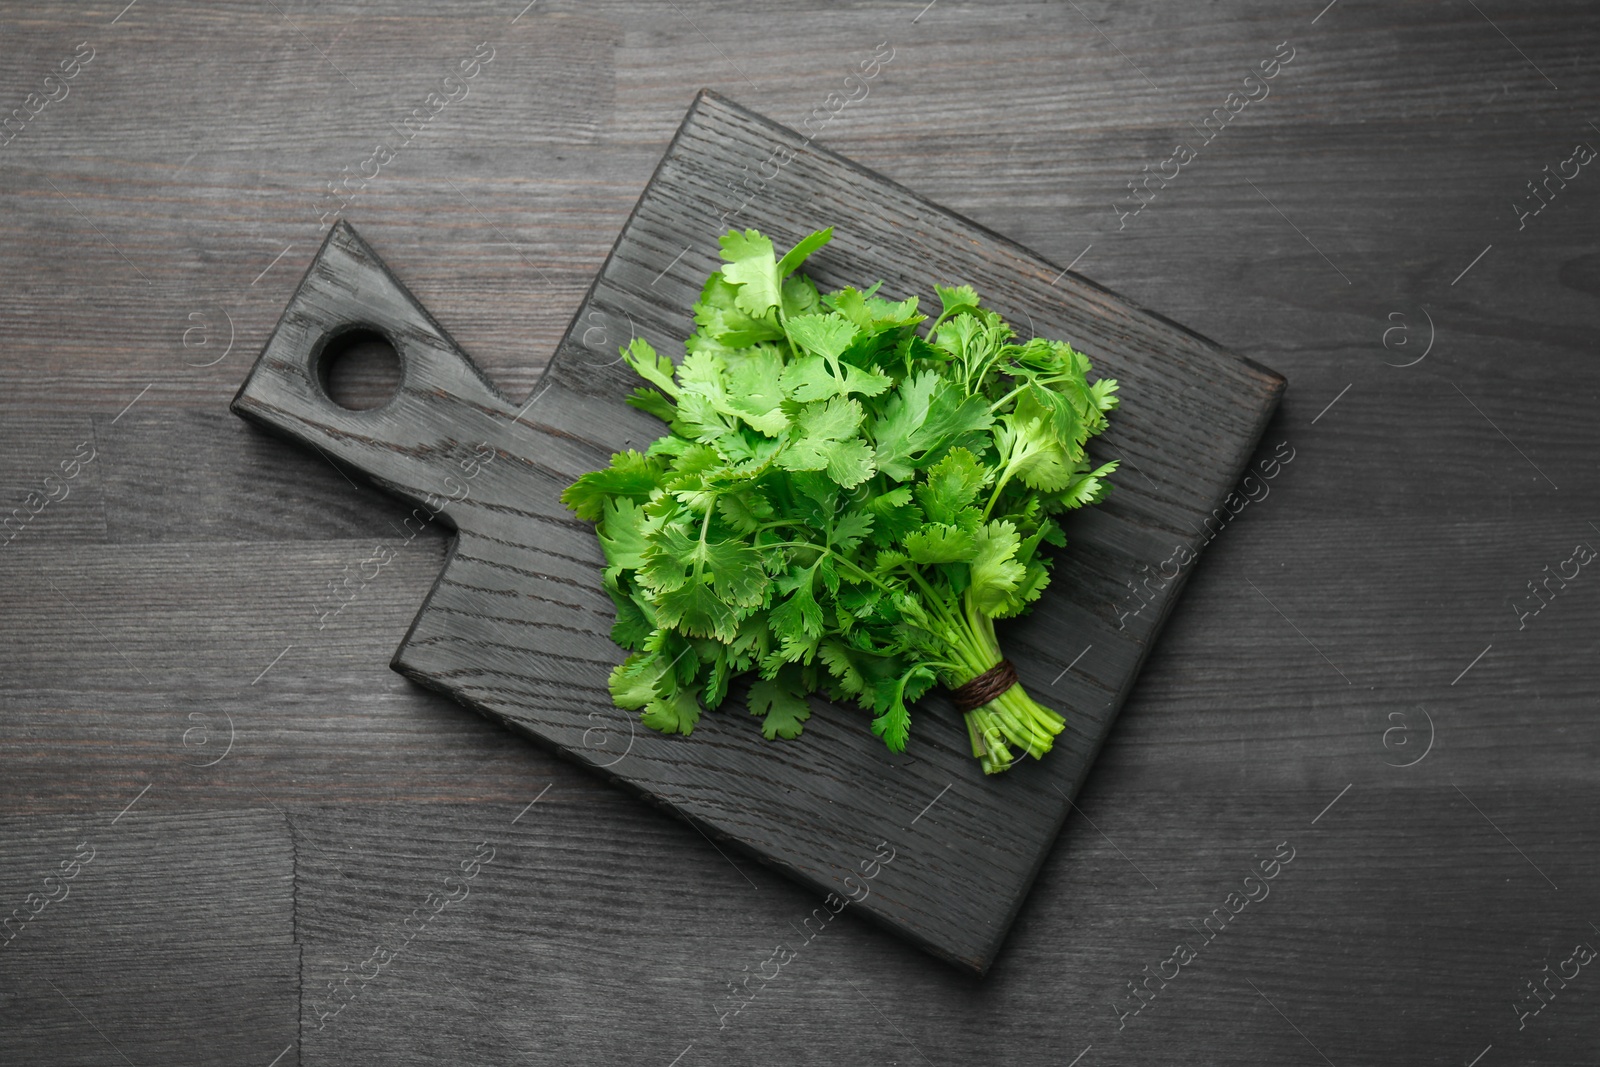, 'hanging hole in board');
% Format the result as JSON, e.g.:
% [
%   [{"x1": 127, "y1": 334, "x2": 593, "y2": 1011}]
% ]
[{"x1": 316, "y1": 327, "x2": 402, "y2": 411}]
